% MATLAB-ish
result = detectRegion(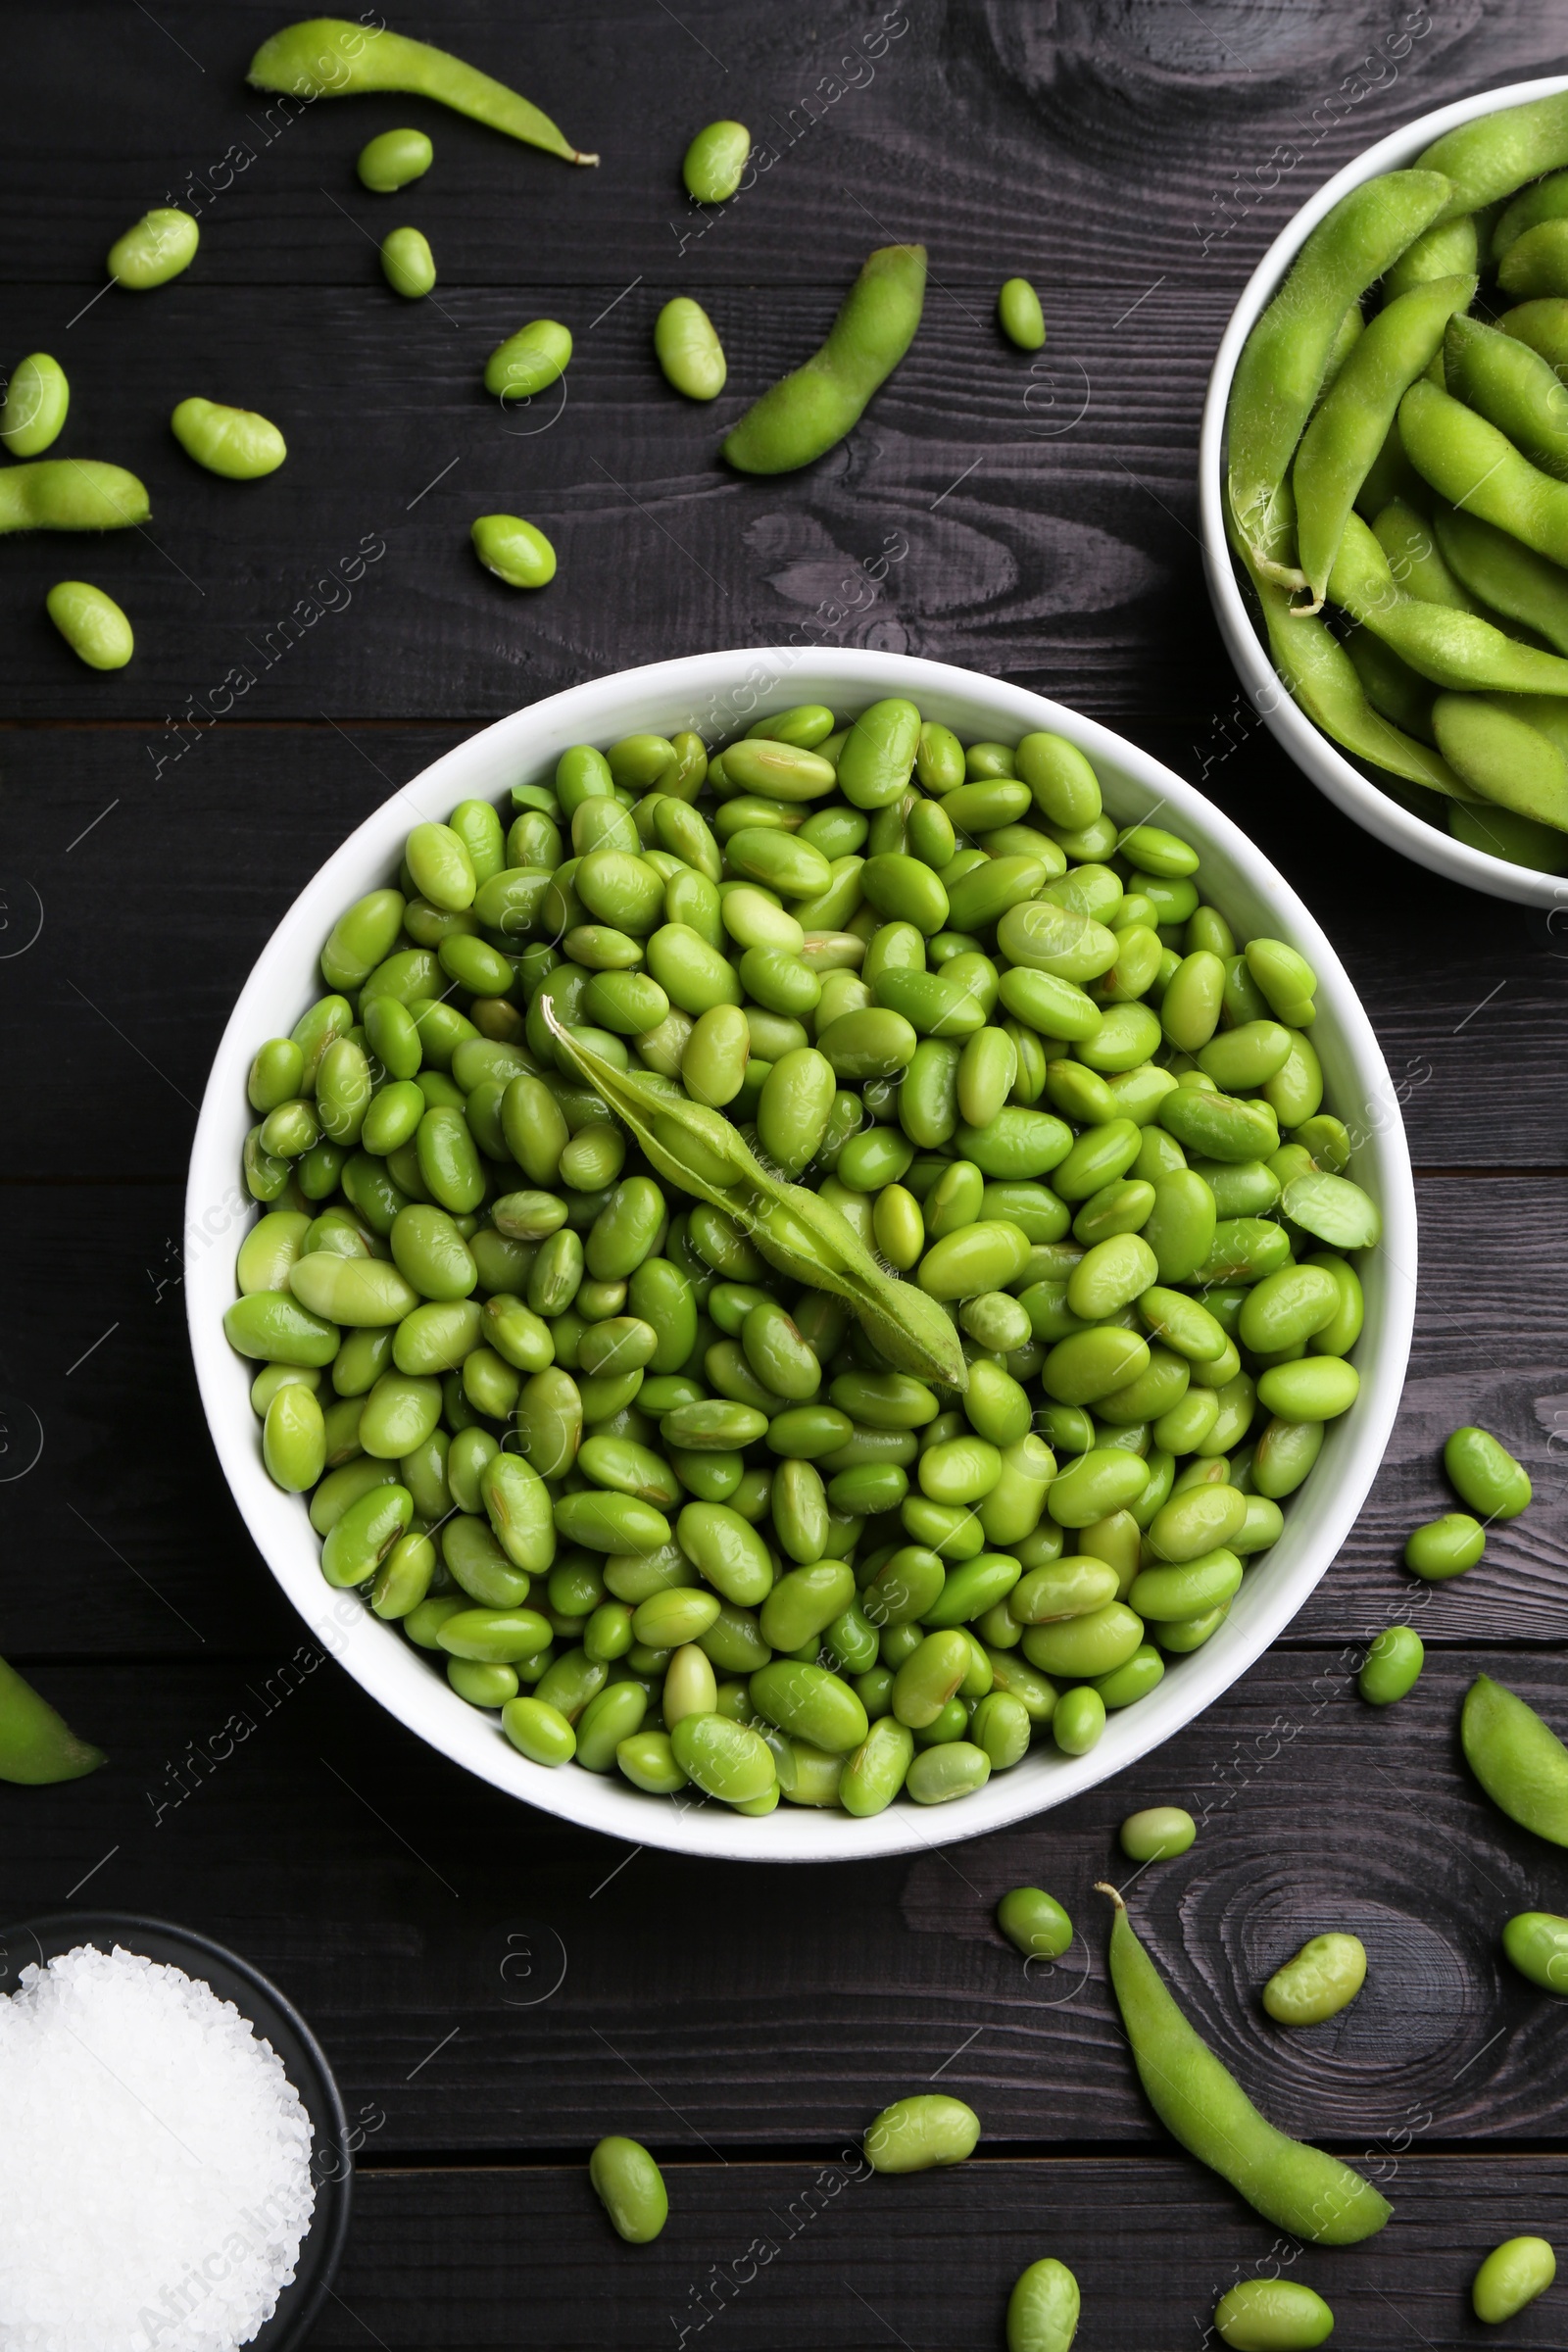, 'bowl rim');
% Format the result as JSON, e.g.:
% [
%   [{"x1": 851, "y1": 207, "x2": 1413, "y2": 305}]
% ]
[
  {"x1": 186, "y1": 645, "x2": 1417, "y2": 1862},
  {"x1": 0, "y1": 1907, "x2": 352, "y2": 2349},
  {"x1": 1199, "y1": 71, "x2": 1568, "y2": 908}
]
